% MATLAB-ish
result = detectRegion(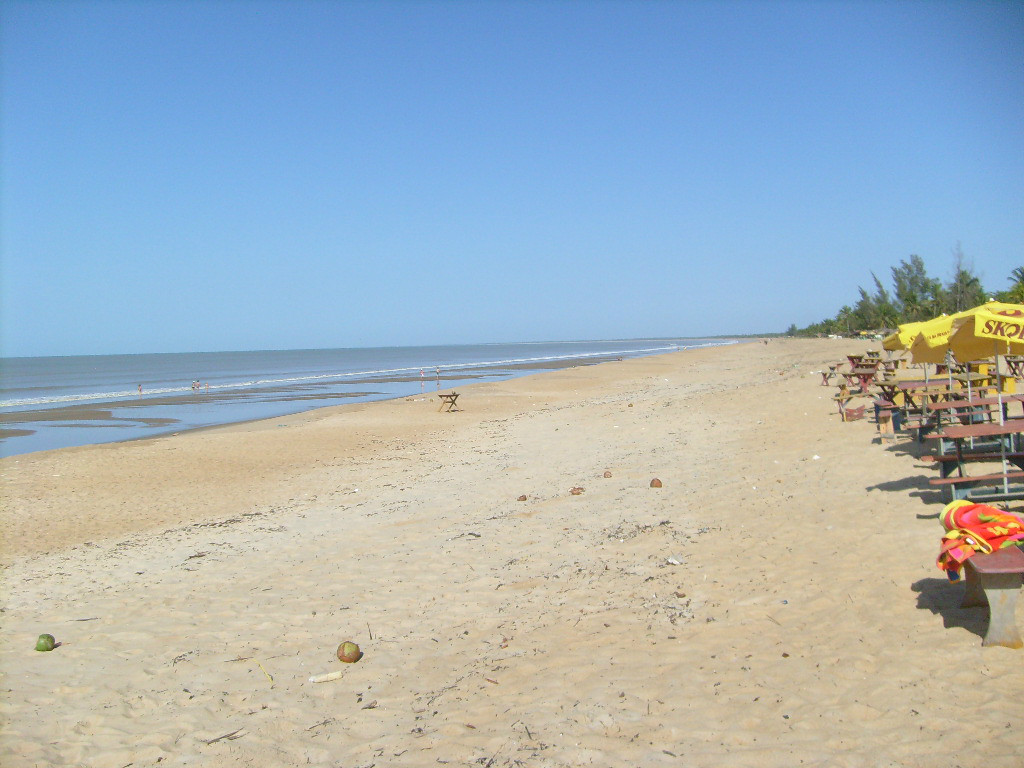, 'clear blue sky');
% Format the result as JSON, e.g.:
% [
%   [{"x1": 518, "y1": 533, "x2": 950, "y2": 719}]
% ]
[{"x1": 2, "y1": 0, "x2": 1021, "y2": 357}]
